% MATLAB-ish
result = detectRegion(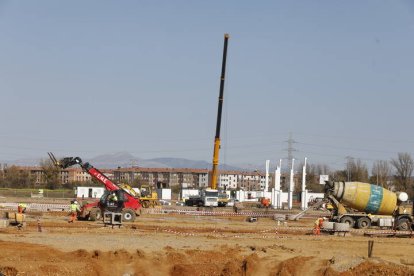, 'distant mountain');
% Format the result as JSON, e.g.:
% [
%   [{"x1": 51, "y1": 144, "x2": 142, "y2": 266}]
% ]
[
  {"x1": 146, "y1": 157, "x2": 243, "y2": 171},
  {"x1": 2, "y1": 152, "x2": 250, "y2": 171},
  {"x1": 88, "y1": 152, "x2": 140, "y2": 168},
  {"x1": 2, "y1": 158, "x2": 43, "y2": 167},
  {"x1": 233, "y1": 162, "x2": 280, "y2": 172}
]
